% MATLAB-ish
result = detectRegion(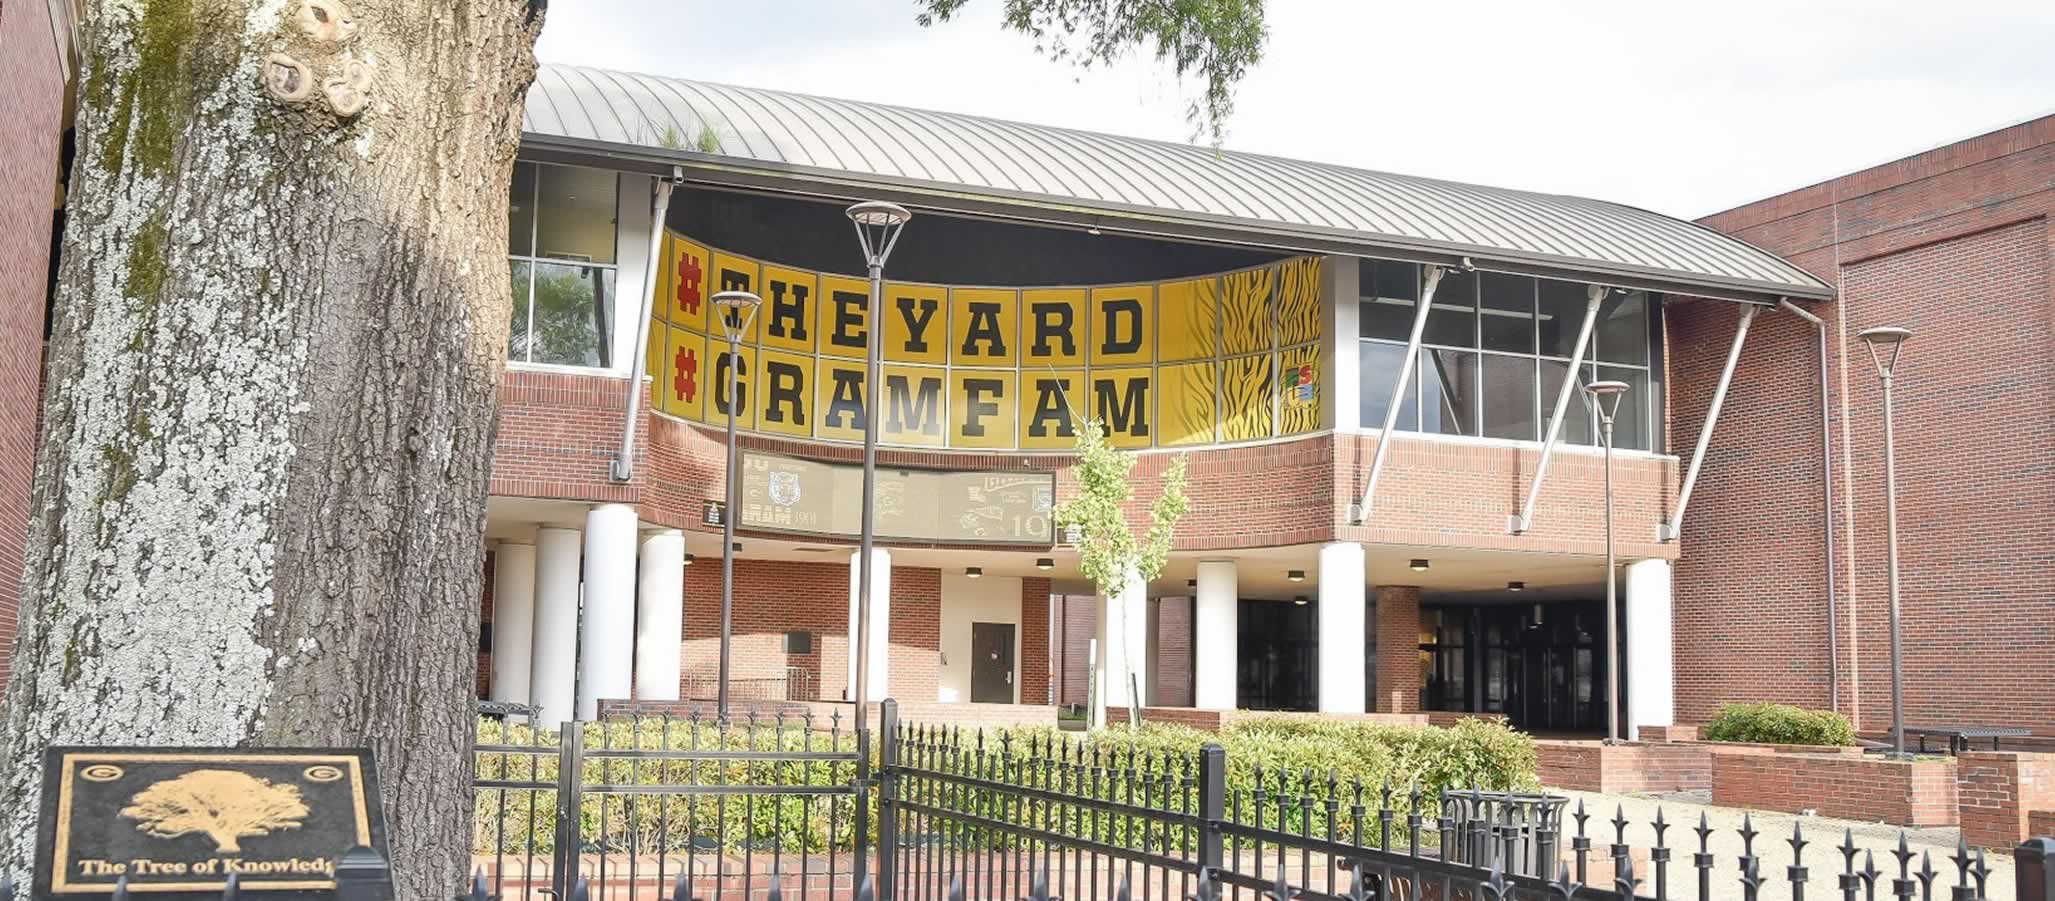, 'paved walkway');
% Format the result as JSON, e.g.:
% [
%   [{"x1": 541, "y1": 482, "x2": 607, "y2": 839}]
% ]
[{"x1": 1553, "y1": 789, "x2": 2013, "y2": 900}]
